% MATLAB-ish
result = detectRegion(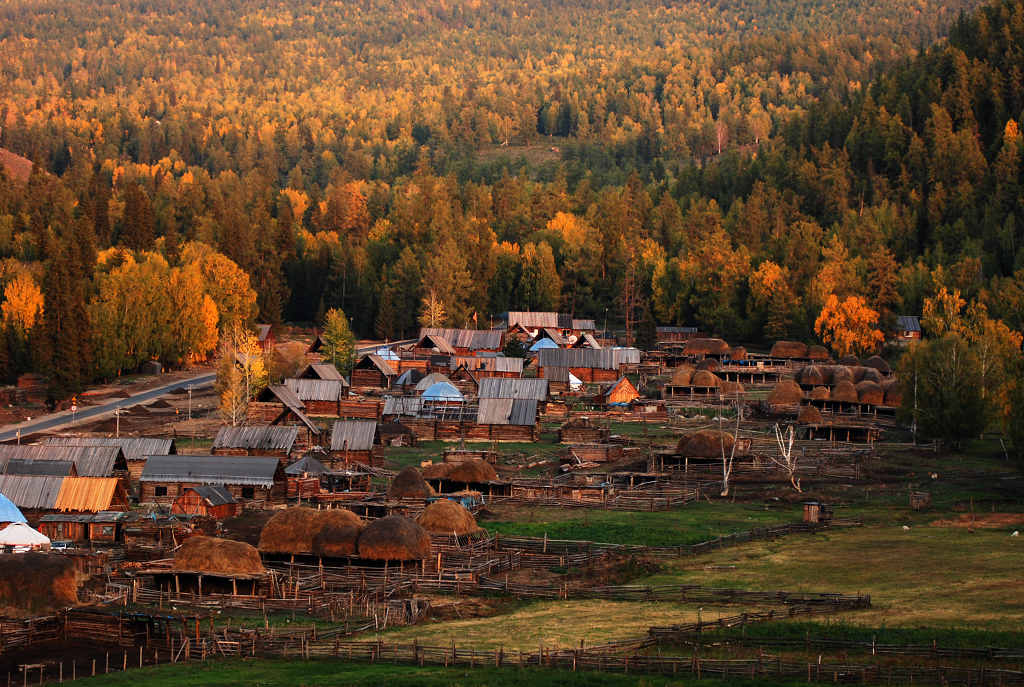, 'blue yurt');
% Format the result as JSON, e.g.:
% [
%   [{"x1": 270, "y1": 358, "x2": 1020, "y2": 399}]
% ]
[
  {"x1": 421, "y1": 381, "x2": 464, "y2": 403},
  {"x1": 0, "y1": 493, "x2": 27, "y2": 525}
]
